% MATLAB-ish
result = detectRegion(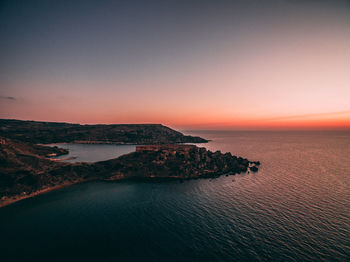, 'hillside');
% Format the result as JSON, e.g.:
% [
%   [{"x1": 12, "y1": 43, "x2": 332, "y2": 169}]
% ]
[
  {"x1": 0, "y1": 119, "x2": 208, "y2": 144},
  {"x1": 0, "y1": 138, "x2": 259, "y2": 207}
]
